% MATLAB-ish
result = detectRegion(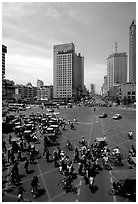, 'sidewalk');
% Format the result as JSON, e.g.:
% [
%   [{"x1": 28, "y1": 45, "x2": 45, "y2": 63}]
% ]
[{"x1": 112, "y1": 105, "x2": 136, "y2": 111}]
